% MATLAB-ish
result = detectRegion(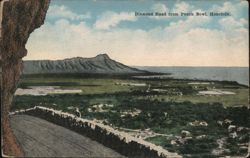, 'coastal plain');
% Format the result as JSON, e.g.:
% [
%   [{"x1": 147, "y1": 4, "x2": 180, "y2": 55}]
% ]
[{"x1": 12, "y1": 73, "x2": 250, "y2": 157}]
